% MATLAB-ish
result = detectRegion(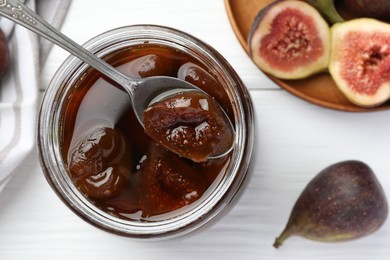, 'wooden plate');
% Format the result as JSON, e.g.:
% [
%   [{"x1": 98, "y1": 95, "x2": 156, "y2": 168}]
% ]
[{"x1": 224, "y1": 0, "x2": 390, "y2": 112}]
